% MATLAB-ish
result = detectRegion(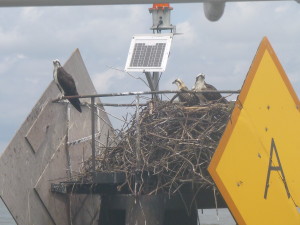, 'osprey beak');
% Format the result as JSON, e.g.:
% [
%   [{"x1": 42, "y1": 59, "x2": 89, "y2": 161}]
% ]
[{"x1": 172, "y1": 79, "x2": 180, "y2": 84}]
